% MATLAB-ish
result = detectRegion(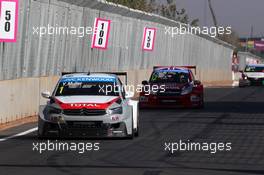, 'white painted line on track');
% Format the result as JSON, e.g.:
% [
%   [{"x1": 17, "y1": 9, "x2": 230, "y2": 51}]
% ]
[{"x1": 0, "y1": 127, "x2": 38, "y2": 142}]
